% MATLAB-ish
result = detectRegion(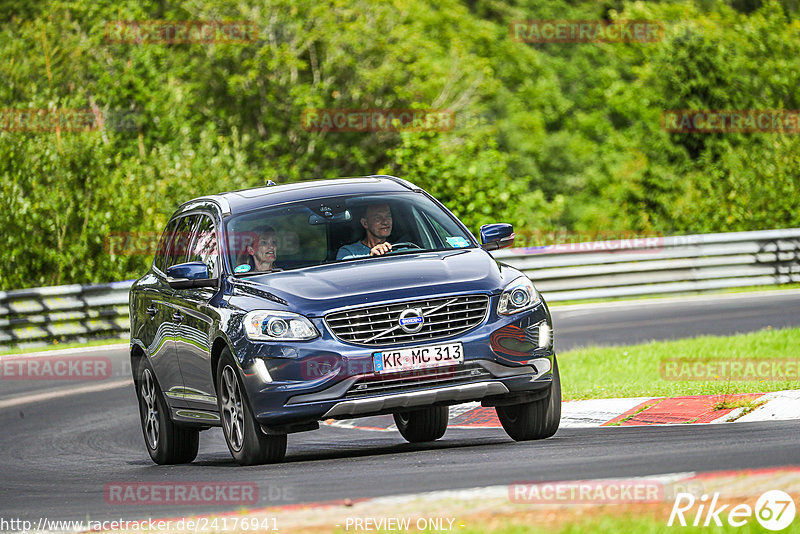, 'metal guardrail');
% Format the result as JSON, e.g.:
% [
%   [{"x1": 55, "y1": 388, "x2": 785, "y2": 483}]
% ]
[
  {"x1": 493, "y1": 228, "x2": 800, "y2": 301},
  {"x1": 0, "y1": 281, "x2": 132, "y2": 347},
  {"x1": 1, "y1": 228, "x2": 799, "y2": 348}
]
